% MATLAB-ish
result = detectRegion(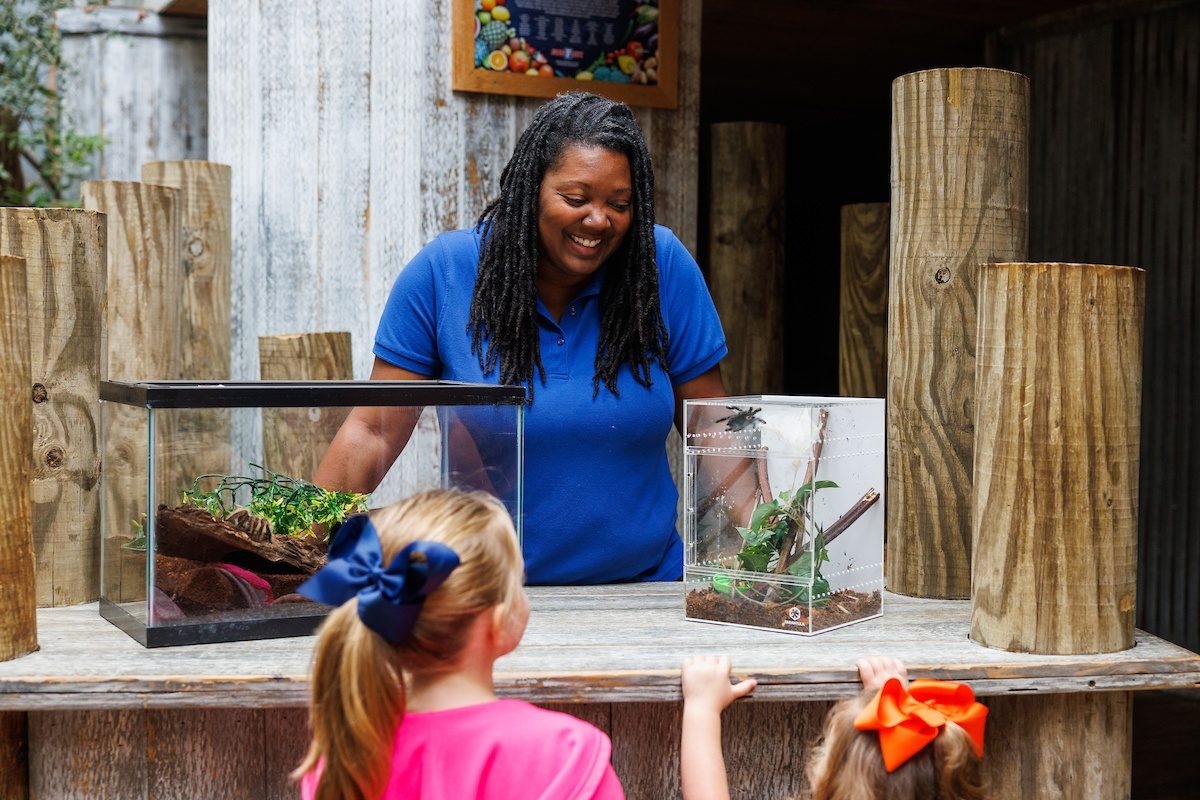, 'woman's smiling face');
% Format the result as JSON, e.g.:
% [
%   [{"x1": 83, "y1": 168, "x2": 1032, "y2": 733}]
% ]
[{"x1": 536, "y1": 144, "x2": 633, "y2": 288}]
